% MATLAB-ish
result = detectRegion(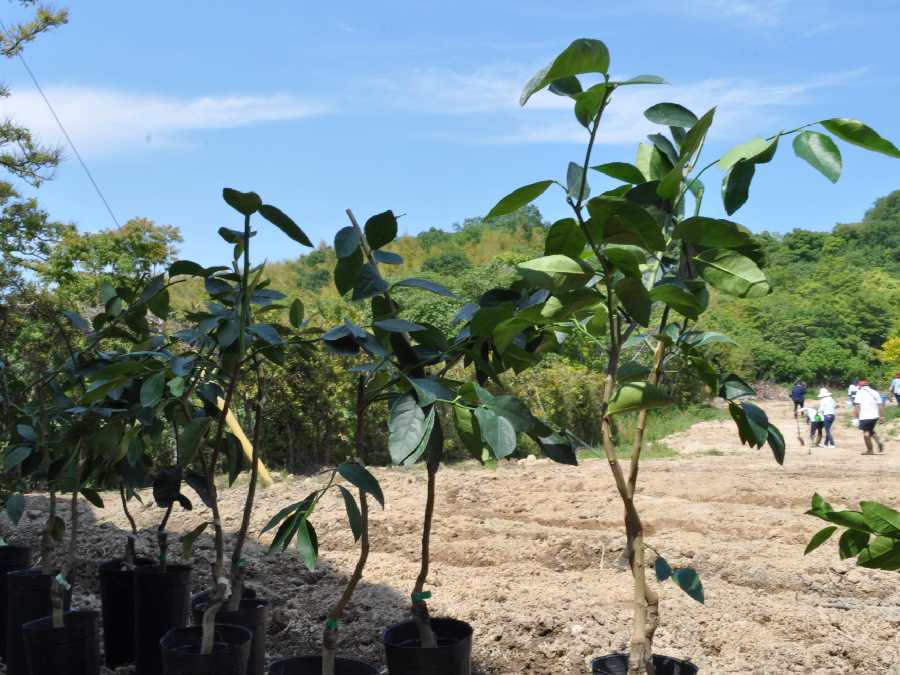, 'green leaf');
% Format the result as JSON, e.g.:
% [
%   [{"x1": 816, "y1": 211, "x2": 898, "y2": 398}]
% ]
[
  {"x1": 487, "y1": 180, "x2": 554, "y2": 220},
  {"x1": 860, "y1": 501, "x2": 900, "y2": 536},
  {"x1": 181, "y1": 522, "x2": 209, "y2": 558},
  {"x1": 673, "y1": 217, "x2": 755, "y2": 249},
  {"x1": 337, "y1": 486, "x2": 362, "y2": 541},
  {"x1": 823, "y1": 510, "x2": 872, "y2": 532},
  {"x1": 808, "y1": 493, "x2": 834, "y2": 518},
  {"x1": 635, "y1": 143, "x2": 671, "y2": 182},
  {"x1": 739, "y1": 402, "x2": 770, "y2": 447},
  {"x1": 485, "y1": 395, "x2": 535, "y2": 433},
  {"x1": 63, "y1": 310, "x2": 91, "y2": 334},
  {"x1": 337, "y1": 462, "x2": 385, "y2": 508},
  {"x1": 178, "y1": 417, "x2": 210, "y2": 468},
  {"x1": 587, "y1": 196, "x2": 665, "y2": 251},
  {"x1": 719, "y1": 373, "x2": 755, "y2": 401},
  {"x1": 804, "y1": 526, "x2": 838, "y2": 555},
  {"x1": 388, "y1": 395, "x2": 427, "y2": 465},
  {"x1": 365, "y1": 210, "x2": 398, "y2": 250},
  {"x1": 217, "y1": 318, "x2": 240, "y2": 349},
  {"x1": 392, "y1": 278, "x2": 455, "y2": 297},
  {"x1": 334, "y1": 248, "x2": 364, "y2": 296},
  {"x1": 475, "y1": 407, "x2": 517, "y2": 458},
  {"x1": 169, "y1": 260, "x2": 206, "y2": 277},
  {"x1": 767, "y1": 423, "x2": 786, "y2": 465},
  {"x1": 856, "y1": 536, "x2": 900, "y2": 570},
  {"x1": 671, "y1": 567, "x2": 704, "y2": 603},
  {"x1": 718, "y1": 136, "x2": 778, "y2": 171},
  {"x1": 838, "y1": 529, "x2": 870, "y2": 560},
  {"x1": 222, "y1": 188, "x2": 261, "y2": 215},
  {"x1": 648, "y1": 133, "x2": 679, "y2": 166},
  {"x1": 695, "y1": 249, "x2": 770, "y2": 298},
  {"x1": 259, "y1": 204, "x2": 312, "y2": 247},
  {"x1": 4, "y1": 446, "x2": 30, "y2": 471},
  {"x1": 373, "y1": 250, "x2": 403, "y2": 265},
  {"x1": 591, "y1": 162, "x2": 646, "y2": 184},
  {"x1": 545, "y1": 218, "x2": 586, "y2": 258},
  {"x1": 520, "y1": 38, "x2": 610, "y2": 105},
  {"x1": 147, "y1": 288, "x2": 170, "y2": 320},
  {"x1": 654, "y1": 555, "x2": 673, "y2": 581},
  {"x1": 615, "y1": 74, "x2": 667, "y2": 86},
  {"x1": 140, "y1": 371, "x2": 166, "y2": 408},
  {"x1": 722, "y1": 159, "x2": 755, "y2": 215},
  {"x1": 821, "y1": 118, "x2": 900, "y2": 158},
  {"x1": 352, "y1": 263, "x2": 389, "y2": 301},
  {"x1": 334, "y1": 226, "x2": 361, "y2": 259},
  {"x1": 566, "y1": 161, "x2": 590, "y2": 201},
  {"x1": 649, "y1": 278, "x2": 703, "y2": 319},
  {"x1": 614, "y1": 277, "x2": 652, "y2": 326},
  {"x1": 573, "y1": 84, "x2": 607, "y2": 128},
  {"x1": 374, "y1": 319, "x2": 426, "y2": 333},
  {"x1": 607, "y1": 382, "x2": 672, "y2": 416},
  {"x1": 15, "y1": 424, "x2": 36, "y2": 442},
  {"x1": 297, "y1": 519, "x2": 319, "y2": 571},
  {"x1": 679, "y1": 108, "x2": 716, "y2": 161},
  {"x1": 533, "y1": 432, "x2": 577, "y2": 465},
  {"x1": 644, "y1": 103, "x2": 698, "y2": 129},
  {"x1": 454, "y1": 406, "x2": 484, "y2": 461},
  {"x1": 792, "y1": 131, "x2": 842, "y2": 183},
  {"x1": 79, "y1": 488, "x2": 104, "y2": 508},
  {"x1": 517, "y1": 255, "x2": 592, "y2": 291},
  {"x1": 470, "y1": 304, "x2": 515, "y2": 337},
  {"x1": 548, "y1": 76, "x2": 582, "y2": 97},
  {"x1": 5, "y1": 494, "x2": 24, "y2": 525},
  {"x1": 289, "y1": 298, "x2": 304, "y2": 328},
  {"x1": 408, "y1": 378, "x2": 454, "y2": 406}
]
